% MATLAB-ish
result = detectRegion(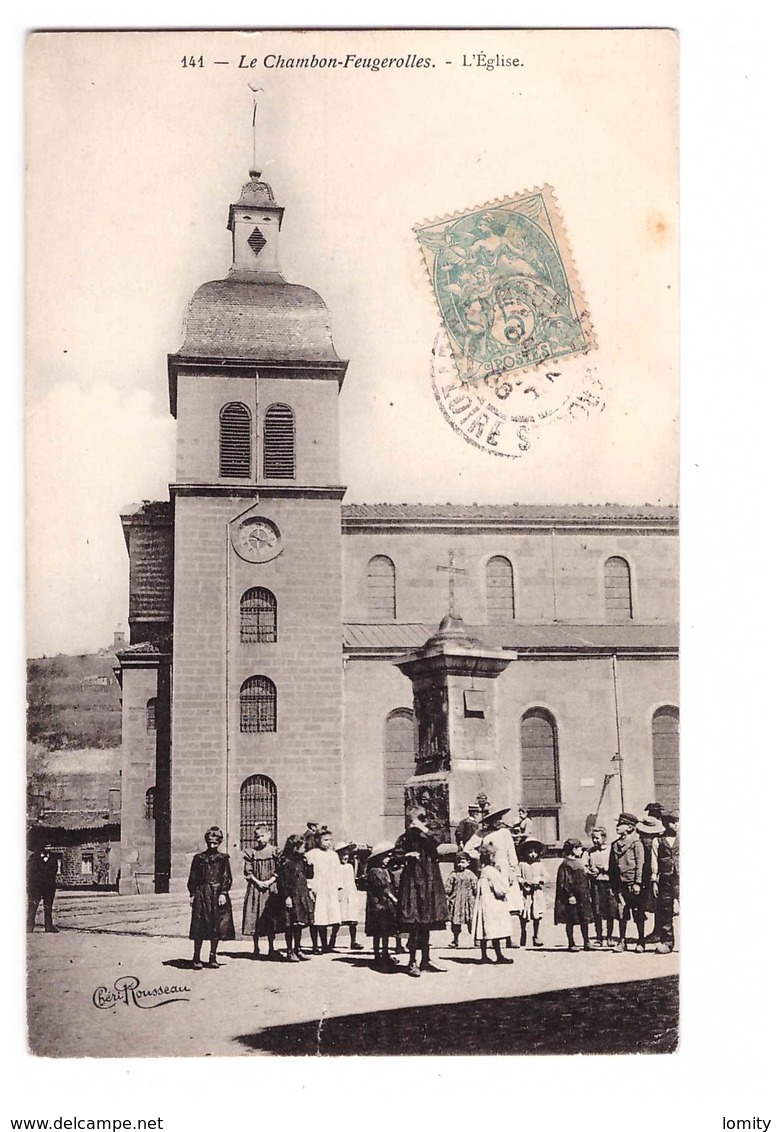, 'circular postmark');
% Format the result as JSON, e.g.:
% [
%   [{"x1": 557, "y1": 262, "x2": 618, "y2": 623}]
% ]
[{"x1": 430, "y1": 330, "x2": 605, "y2": 458}]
